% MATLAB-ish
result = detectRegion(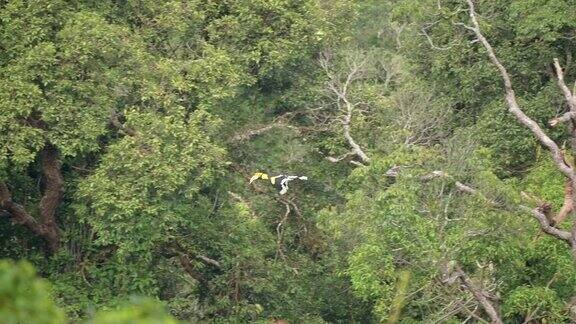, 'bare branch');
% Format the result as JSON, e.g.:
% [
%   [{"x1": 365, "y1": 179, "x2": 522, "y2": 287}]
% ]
[
  {"x1": 392, "y1": 165, "x2": 571, "y2": 243},
  {"x1": 553, "y1": 58, "x2": 576, "y2": 112},
  {"x1": 170, "y1": 241, "x2": 220, "y2": 274},
  {"x1": 276, "y1": 202, "x2": 291, "y2": 260},
  {"x1": 320, "y1": 52, "x2": 371, "y2": 163},
  {"x1": 196, "y1": 255, "x2": 221, "y2": 268},
  {"x1": 420, "y1": 171, "x2": 495, "y2": 204},
  {"x1": 520, "y1": 206, "x2": 571, "y2": 243},
  {"x1": 231, "y1": 113, "x2": 301, "y2": 142},
  {"x1": 464, "y1": 0, "x2": 573, "y2": 179},
  {"x1": 420, "y1": 169, "x2": 478, "y2": 194},
  {"x1": 549, "y1": 111, "x2": 576, "y2": 127},
  {"x1": 231, "y1": 123, "x2": 299, "y2": 142},
  {"x1": 447, "y1": 174, "x2": 572, "y2": 242},
  {"x1": 421, "y1": 25, "x2": 455, "y2": 51},
  {"x1": 178, "y1": 254, "x2": 206, "y2": 283},
  {"x1": 455, "y1": 265, "x2": 503, "y2": 324},
  {"x1": 552, "y1": 179, "x2": 574, "y2": 226},
  {"x1": 340, "y1": 88, "x2": 371, "y2": 163},
  {"x1": 454, "y1": 181, "x2": 479, "y2": 195},
  {"x1": 349, "y1": 160, "x2": 366, "y2": 167},
  {"x1": 326, "y1": 151, "x2": 356, "y2": 163}
]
